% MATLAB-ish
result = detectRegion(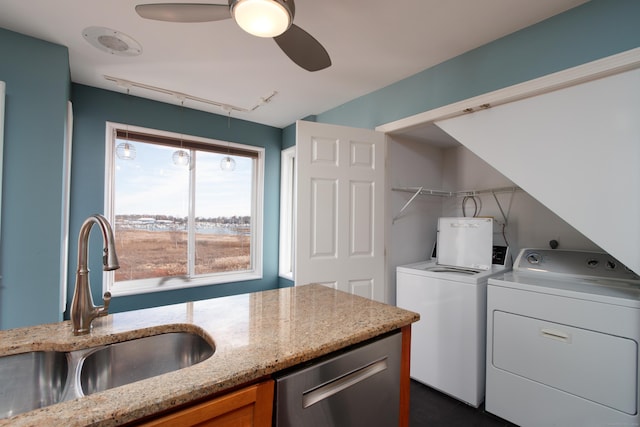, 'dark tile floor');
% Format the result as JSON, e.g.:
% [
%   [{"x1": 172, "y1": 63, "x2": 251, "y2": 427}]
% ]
[{"x1": 410, "y1": 380, "x2": 519, "y2": 427}]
